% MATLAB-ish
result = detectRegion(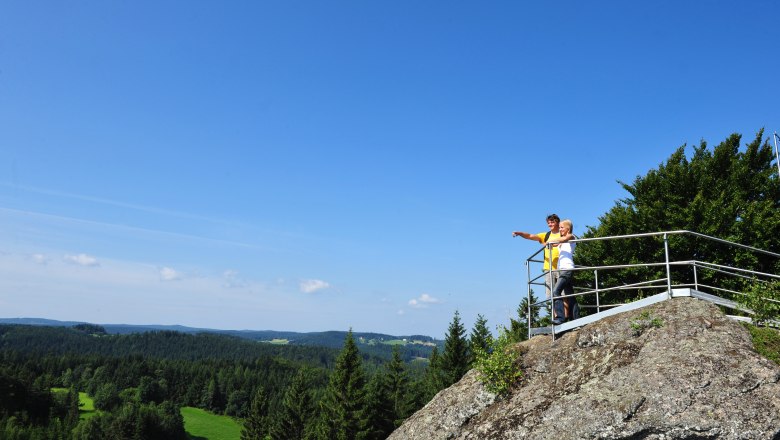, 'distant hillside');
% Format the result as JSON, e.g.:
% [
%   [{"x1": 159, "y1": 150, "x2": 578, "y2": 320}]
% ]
[
  {"x1": 0, "y1": 323, "x2": 341, "y2": 367},
  {"x1": 0, "y1": 317, "x2": 440, "y2": 359}
]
